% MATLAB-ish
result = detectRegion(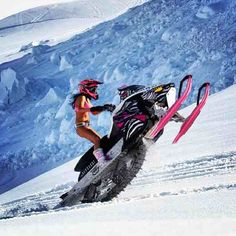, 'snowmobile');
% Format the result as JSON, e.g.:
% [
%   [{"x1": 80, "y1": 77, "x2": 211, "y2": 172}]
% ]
[{"x1": 59, "y1": 75, "x2": 210, "y2": 206}]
